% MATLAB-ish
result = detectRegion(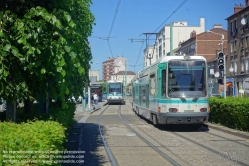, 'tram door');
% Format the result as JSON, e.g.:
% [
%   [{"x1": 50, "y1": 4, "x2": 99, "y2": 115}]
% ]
[
  {"x1": 146, "y1": 84, "x2": 149, "y2": 108},
  {"x1": 138, "y1": 86, "x2": 142, "y2": 106},
  {"x1": 141, "y1": 85, "x2": 146, "y2": 107}
]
